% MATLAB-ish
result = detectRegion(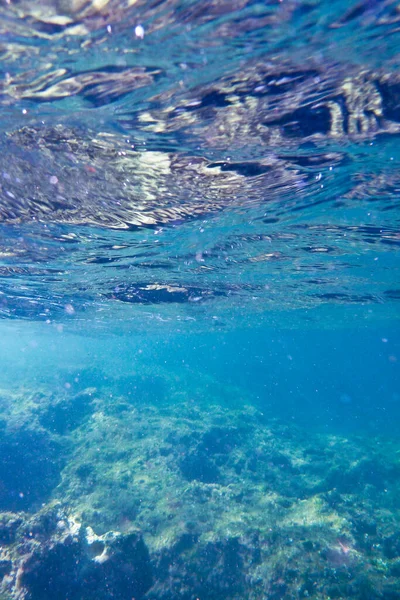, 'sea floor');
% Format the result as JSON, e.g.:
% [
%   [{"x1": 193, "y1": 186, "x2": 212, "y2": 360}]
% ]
[{"x1": 0, "y1": 378, "x2": 399, "y2": 600}]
